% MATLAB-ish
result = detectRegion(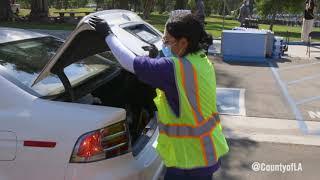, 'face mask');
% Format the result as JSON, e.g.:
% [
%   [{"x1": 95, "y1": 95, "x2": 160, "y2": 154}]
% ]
[{"x1": 161, "y1": 43, "x2": 173, "y2": 57}]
